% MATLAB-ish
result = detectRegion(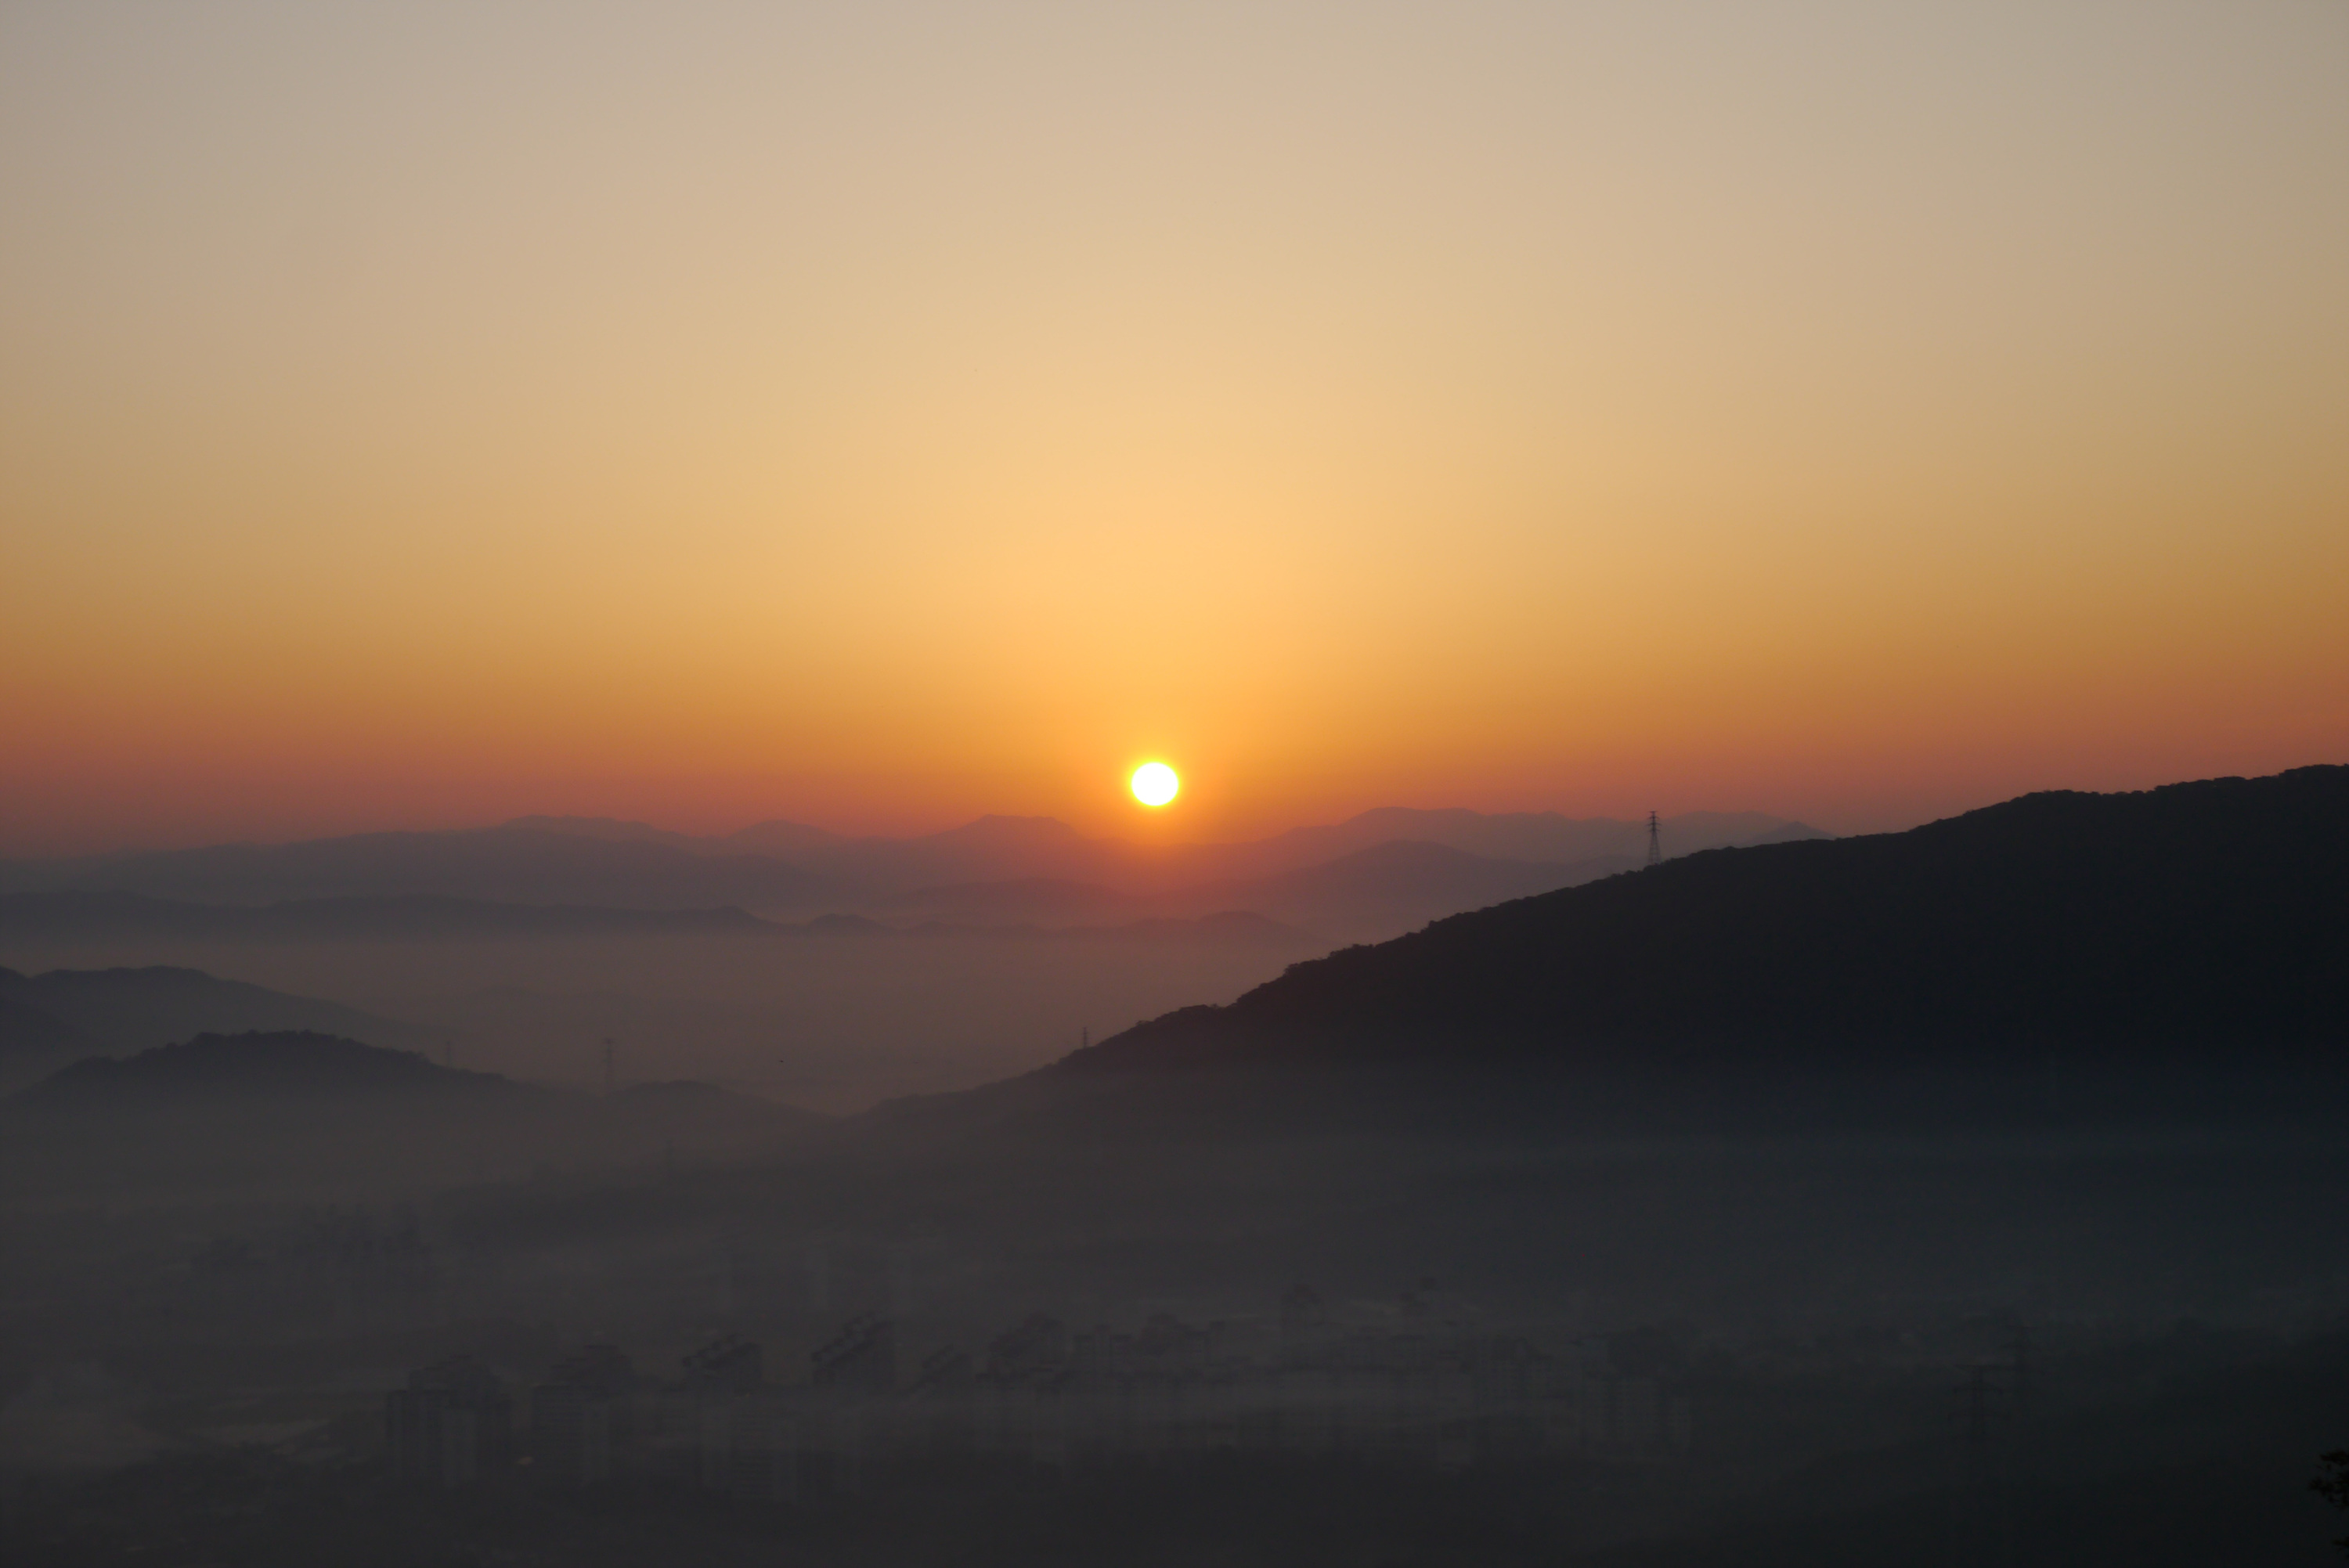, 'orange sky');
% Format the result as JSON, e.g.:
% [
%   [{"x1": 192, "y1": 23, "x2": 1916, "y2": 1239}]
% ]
[{"x1": 3, "y1": 2, "x2": 2344, "y2": 856}]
